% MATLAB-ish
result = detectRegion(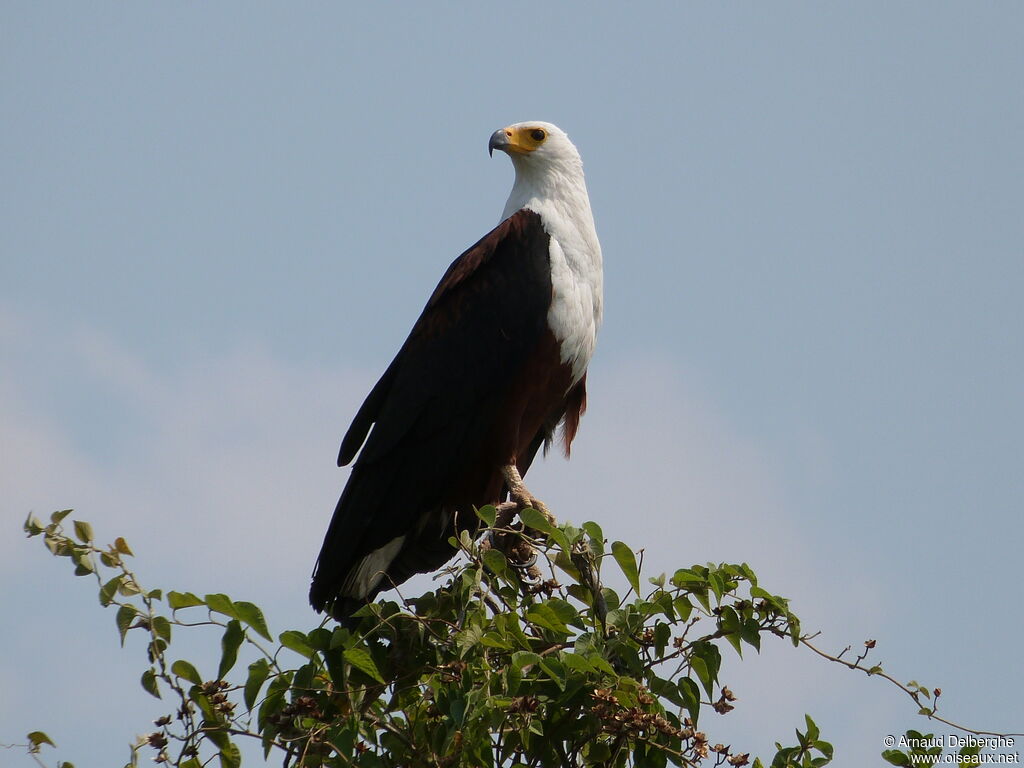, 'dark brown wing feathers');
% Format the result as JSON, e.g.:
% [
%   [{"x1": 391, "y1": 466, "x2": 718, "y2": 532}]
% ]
[{"x1": 310, "y1": 209, "x2": 588, "y2": 619}]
